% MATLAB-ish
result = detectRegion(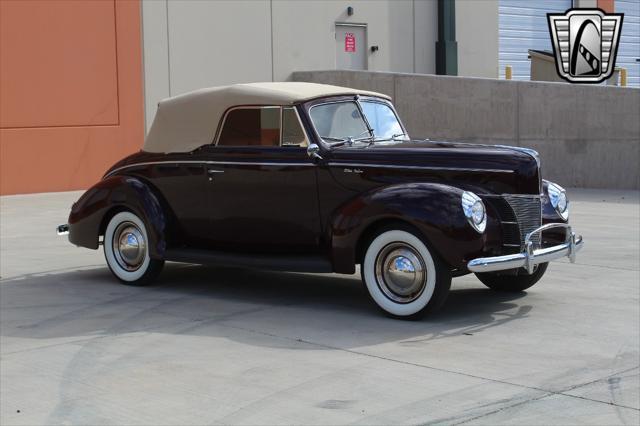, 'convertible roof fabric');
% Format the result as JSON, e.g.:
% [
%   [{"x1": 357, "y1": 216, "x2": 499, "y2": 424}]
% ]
[{"x1": 143, "y1": 82, "x2": 391, "y2": 153}]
